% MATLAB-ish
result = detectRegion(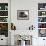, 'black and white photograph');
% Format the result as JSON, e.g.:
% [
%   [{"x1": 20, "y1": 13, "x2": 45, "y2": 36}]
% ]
[{"x1": 17, "y1": 10, "x2": 29, "y2": 20}]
